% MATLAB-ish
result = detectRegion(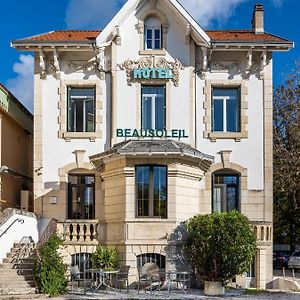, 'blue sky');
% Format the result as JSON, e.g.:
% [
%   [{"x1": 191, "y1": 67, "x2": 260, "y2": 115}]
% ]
[{"x1": 0, "y1": 0, "x2": 298, "y2": 111}]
